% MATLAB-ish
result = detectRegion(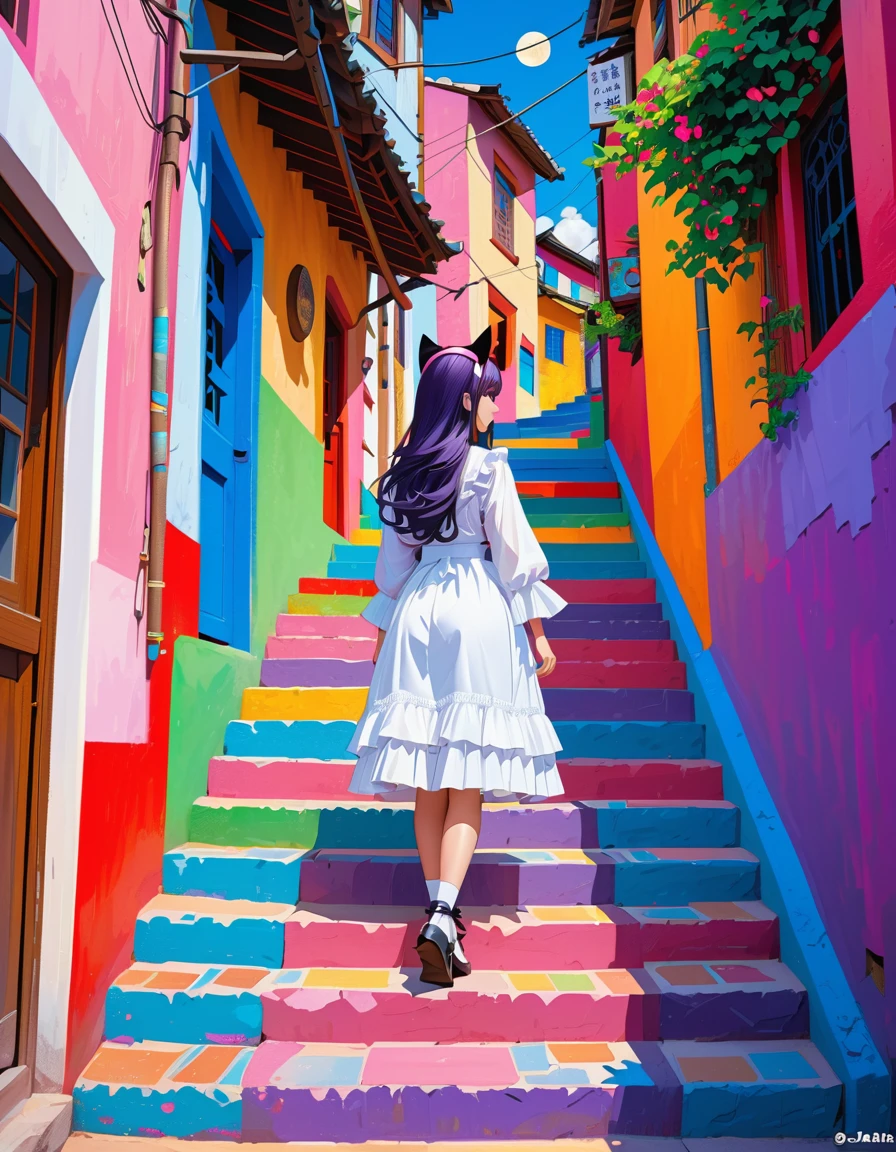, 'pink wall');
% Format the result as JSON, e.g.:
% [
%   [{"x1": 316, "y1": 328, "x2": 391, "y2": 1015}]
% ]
[{"x1": 536, "y1": 243, "x2": 598, "y2": 294}]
